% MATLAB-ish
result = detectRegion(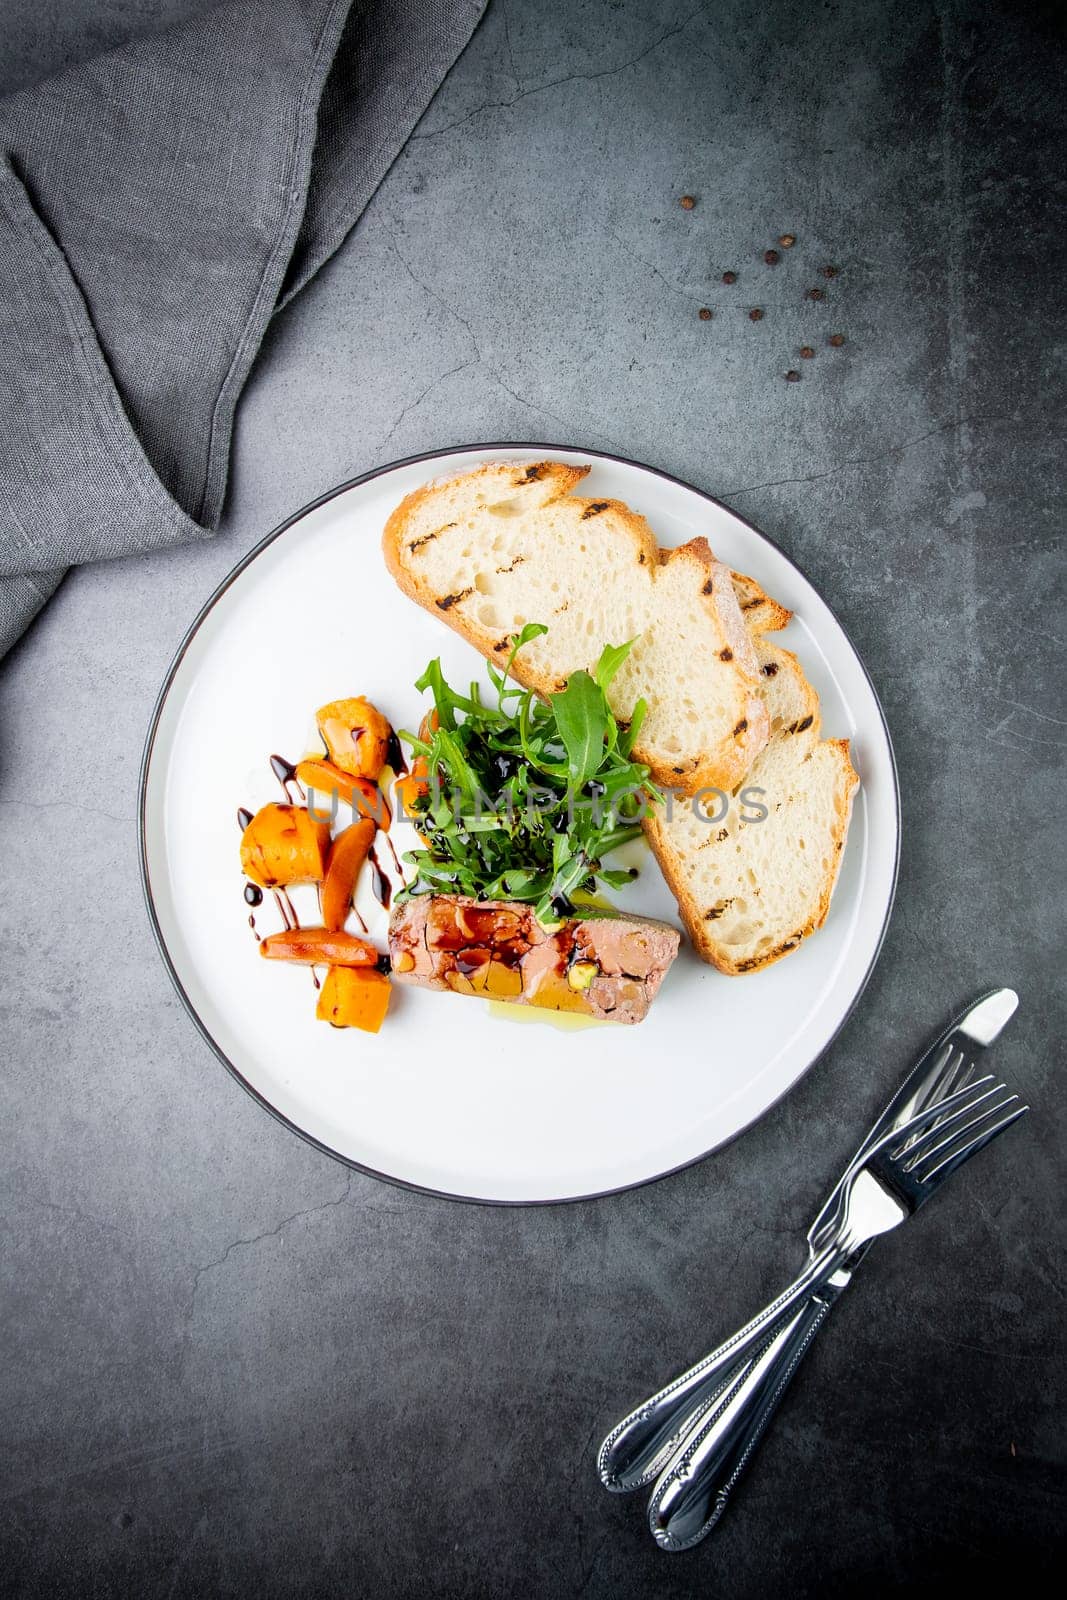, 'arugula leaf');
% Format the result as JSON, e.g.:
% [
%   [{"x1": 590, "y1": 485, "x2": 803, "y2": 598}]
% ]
[
  {"x1": 503, "y1": 622, "x2": 549, "y2": 682},
  {"x1": 551, "y1": 669, "x2": 608, "y2": 789},
  {"x1": 594, "y1": 637, "x2": 636, "y2": 693}
]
